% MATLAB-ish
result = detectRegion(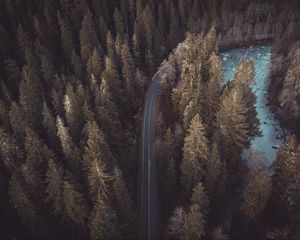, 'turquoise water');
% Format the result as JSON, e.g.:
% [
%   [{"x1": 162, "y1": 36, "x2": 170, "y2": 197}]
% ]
[{"x1": 220, "y1": 46, "x2": 285, "y2": 165}]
